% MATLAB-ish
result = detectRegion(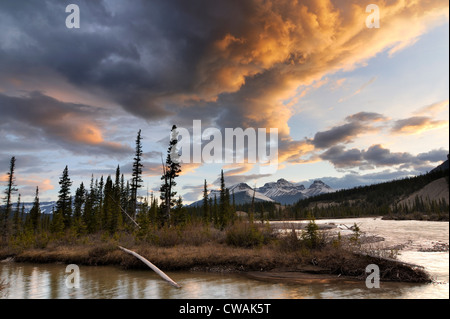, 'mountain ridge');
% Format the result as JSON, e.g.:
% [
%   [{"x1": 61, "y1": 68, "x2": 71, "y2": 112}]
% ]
[{"x1": 190, "y1": 179, "x2": 335, "y2": 206}]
